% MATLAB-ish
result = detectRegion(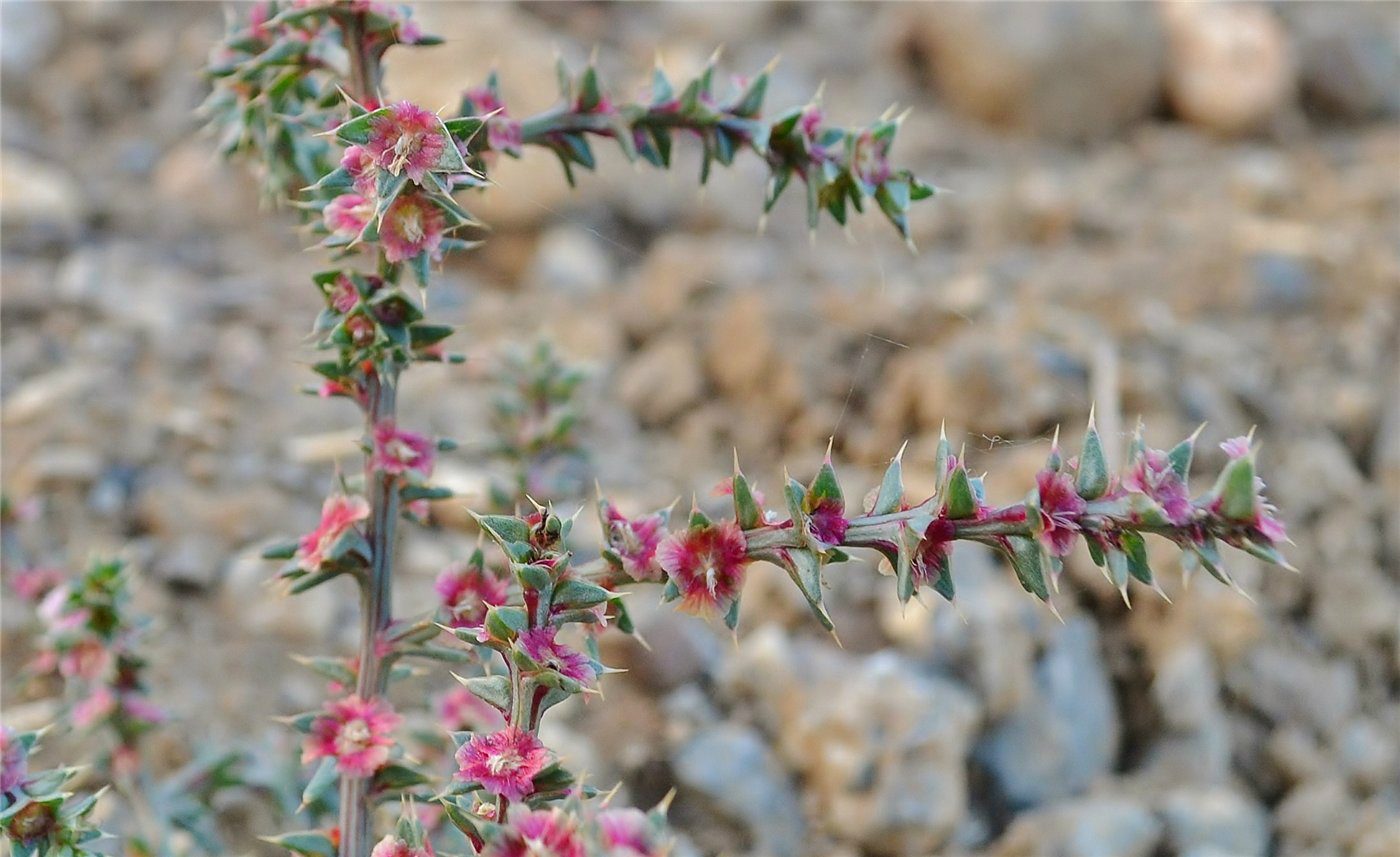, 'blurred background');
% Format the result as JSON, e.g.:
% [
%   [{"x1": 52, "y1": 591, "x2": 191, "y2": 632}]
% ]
[{"x1": 2, "y1": 2, "x2": 1398, "y2": 855}]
